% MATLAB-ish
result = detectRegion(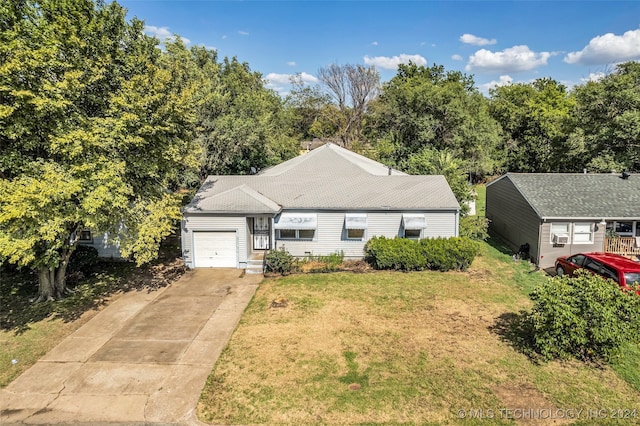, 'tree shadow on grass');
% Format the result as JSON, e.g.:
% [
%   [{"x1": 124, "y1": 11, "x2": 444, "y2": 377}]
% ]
[
  {"x1": 0, "y1": 236, "x2": 186, "y2": 334},
  {"x1": 489, "y1": 311, "x2": 543, "y2": 363},
  {"x1": 486, "y1": 236, "x2": 515, "y2": 256}
]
